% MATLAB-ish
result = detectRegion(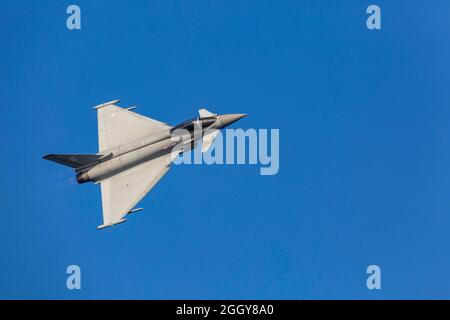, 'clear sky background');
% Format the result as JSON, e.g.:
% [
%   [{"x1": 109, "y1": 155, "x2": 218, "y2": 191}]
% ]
[{"x1": 1, "y1": 0, "x2": 450, "y2": 299}]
